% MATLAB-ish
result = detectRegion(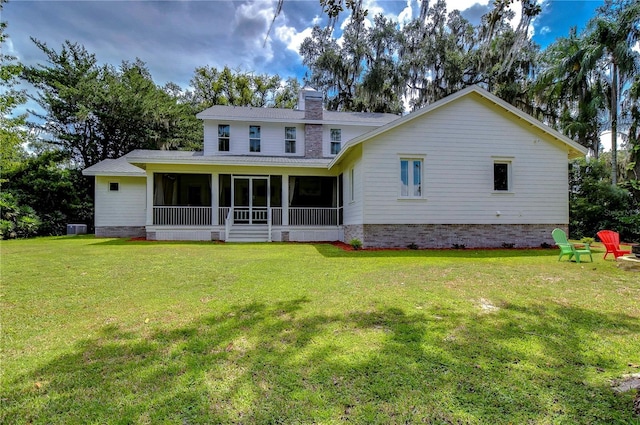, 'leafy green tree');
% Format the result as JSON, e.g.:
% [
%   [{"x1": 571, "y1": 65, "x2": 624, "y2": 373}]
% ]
[
  {"x1": 23, "y1": 40, "x2": 199, "y2": 168},
  {"x1": 583, "y1": 0, "x2": 640, "y2": 184},
  {"x1": 0, "y1": 192, "x2": 41, "y2": 239},
  {"x1": 189, "y1": 65, "x2": 293, "y2": 110},
  {"x1": 533, "y1": 27, "x2": 606, "y2": 155},
  {"x1": 2, "y1": 150, "x2": 93, "y2": 236},
  {"x1": 0, "y1": 0, "x2": 28, "y2": 173},
  {"x1": 300, "y1": 0, "x2": 540, "y2": 112},
  {"x1": 569, "y1": 157, "x2": 639, "y2": 241},
  {"x1": 624, "y1": 75, "x2": 640, "y2": 200}
]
